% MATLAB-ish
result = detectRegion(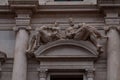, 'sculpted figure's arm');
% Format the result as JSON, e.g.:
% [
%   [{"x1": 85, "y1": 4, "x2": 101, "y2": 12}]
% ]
[{"x1": 26, "y1": 34, "x2": 36, "y2": 53}]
